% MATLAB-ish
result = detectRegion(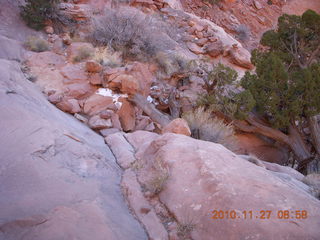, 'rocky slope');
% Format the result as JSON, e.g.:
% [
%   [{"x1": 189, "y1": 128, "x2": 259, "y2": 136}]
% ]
[{"x1": 1, "y1": 0, "x2": 320, "y2": 240}]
